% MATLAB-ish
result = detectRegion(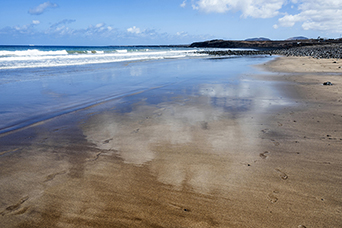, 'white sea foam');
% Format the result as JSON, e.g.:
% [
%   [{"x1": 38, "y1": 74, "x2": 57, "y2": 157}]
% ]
[
  {"x1": 116, "y1": 49, "x2": 128, "y2": 53},
  {"x1": 0, "y1": 47, "x2": 207, "y2": 69},
  {"x1": 0, "y1": 49, "x2": 68, "y2": 57}
]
